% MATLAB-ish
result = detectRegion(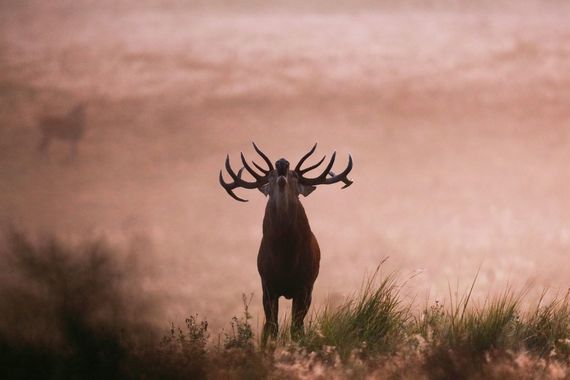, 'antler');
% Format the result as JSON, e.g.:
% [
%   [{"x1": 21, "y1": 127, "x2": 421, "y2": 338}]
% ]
[
  {"x1": 219, "y1": 142, "x2": 273, "y2": 202},
  {"x1": 295, "y1": 144, "x2": 353, "y2": 188},
  {"x1": 328, "y1": 170, "x2": 353, "y2": 189},
  {"x1": 251, "y1": 142, "x2": 274, "y2": 174},
  {"x1": 294, "y1": 143, "x2": 326, "y2": 175}
]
